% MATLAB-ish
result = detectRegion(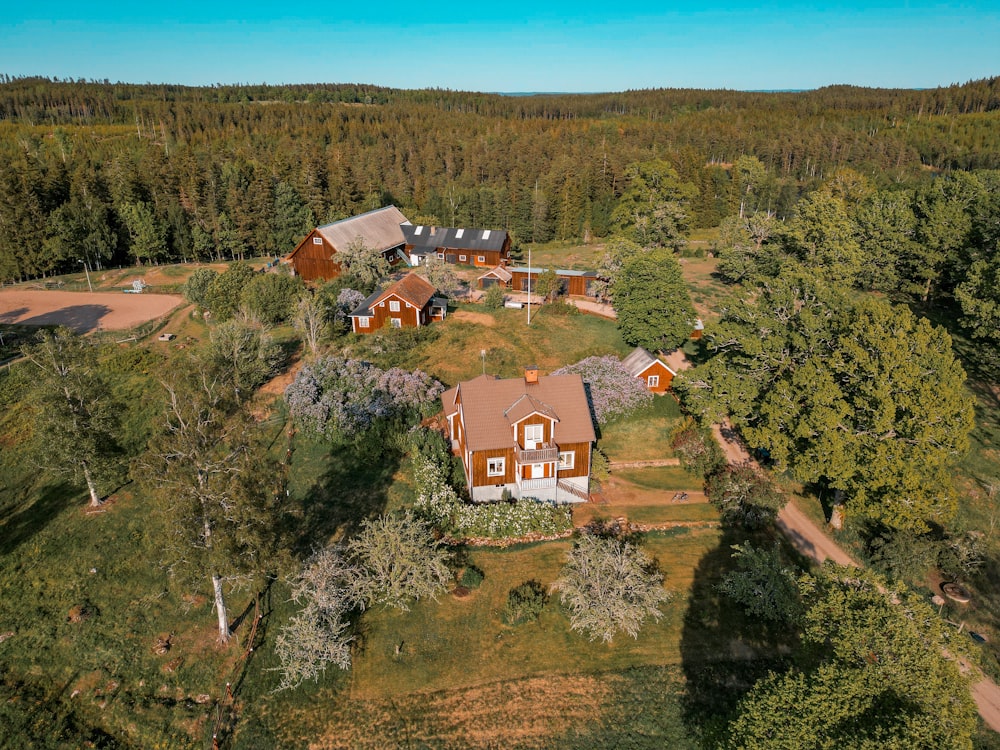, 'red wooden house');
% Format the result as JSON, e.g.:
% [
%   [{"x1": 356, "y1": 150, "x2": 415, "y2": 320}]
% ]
[
  {"x1": 621, "y1": 347, "x2": 677, "y2": 394},
  {"x1": 479, "y1": 266, "x2": 600, "y2": 297},
  {"x1": 441, "y1": 367, "x2": 596, "y2": 503},
  {"x1": 401, "y1": 224, "x2": 512, "y2": 268},
  {"x1": 349, "y1": 272, "x2": 447, "y2": 334},
  {"x1": 286, "y1": 206, "x2": 410, "y2": 281}
]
